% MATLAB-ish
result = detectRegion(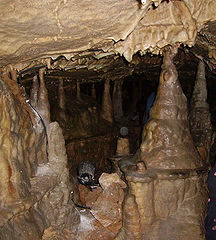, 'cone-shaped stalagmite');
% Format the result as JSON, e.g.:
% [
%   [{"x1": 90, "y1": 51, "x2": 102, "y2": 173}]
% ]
[
  {"x1": 37, "y1": 68, "x2": 50, "y2": 127},
  {"x1": 189, "y1": 60, "x2": 213, "y2": 162},
  {"x1": 140, "y1": 46, "x2": 205, "y2": 170},
  {"x1": 101, "y1": 79, "x2": 113, "y2": 123},
  {"x1": 118, "y1": 46, "x2": 208, "y2": 240},
  {"x1": 113, "y1": 80, "x2": 123, "y2": 122}
]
